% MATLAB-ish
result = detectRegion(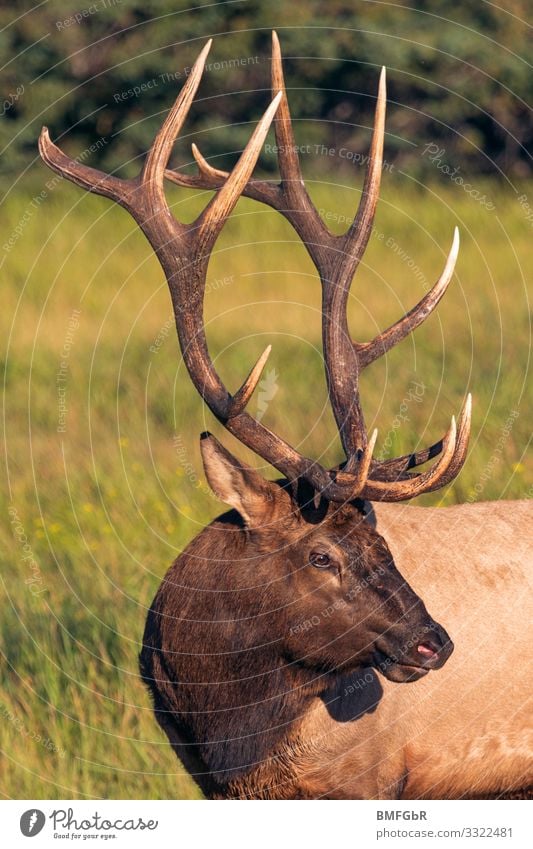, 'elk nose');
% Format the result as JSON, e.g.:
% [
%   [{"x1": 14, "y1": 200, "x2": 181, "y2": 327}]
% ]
[
  {"x1": 416, "y1": 623, "x2": 453, "y2": 669},
  {"x1": 417, "y1": 640, "x2": 441, "y2": 661}
]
